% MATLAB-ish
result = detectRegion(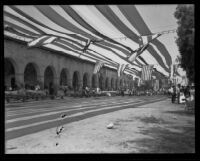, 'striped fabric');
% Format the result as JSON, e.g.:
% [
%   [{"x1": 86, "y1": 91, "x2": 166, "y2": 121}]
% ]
[
  {"x1": 118, "y1": 5, "x2": 172, "y2": 67},
  {"x1": 28, "y1": 35, "x2": 57, "y2": 47},
  {"x1": 93, "y1": 61, "x2": 104, "y2": 74},
  {"x1": 141, "y1": 65, "x2": 154, "y2": 81},
  {"x1": 117, "y1": 64, "x2": 128, "y2": 77},
  {"x1": 173, "y1": 64, "x2": 180, "y2": 77},
  {"x1": 4, "y1": 5, "x2": 172, "y2": 75}
]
